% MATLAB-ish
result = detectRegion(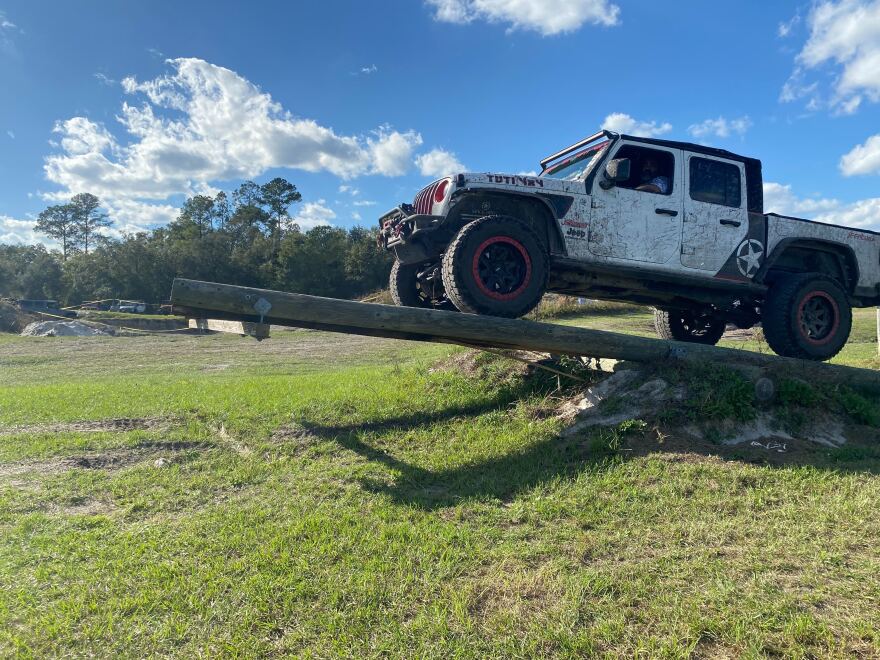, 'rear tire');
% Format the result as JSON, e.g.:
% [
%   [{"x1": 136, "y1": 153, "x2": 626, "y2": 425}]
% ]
[
  {"x1": 441, "y1": 215, "x2": 548, "y2": 317},
  {"x1": 653, "y1": 308, "x2": 726, "y2": 345},
  {"x1": 761, "y1": 273, "x2": 851, "y2": 361}
]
